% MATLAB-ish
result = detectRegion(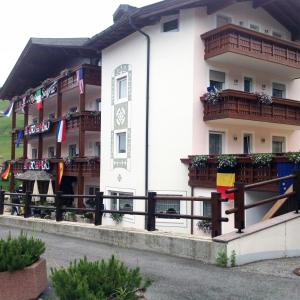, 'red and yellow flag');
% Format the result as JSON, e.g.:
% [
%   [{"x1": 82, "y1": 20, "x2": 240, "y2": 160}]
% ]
[
  {"x1": 57, "y1": 162, "x2": 64, "y2": 186},
  {"x1": 1, "y1": 163, "x2": 11, "y2": 181},
  {"x1": 216, "y1": 172, "x2": 235, "y2": 200}
]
